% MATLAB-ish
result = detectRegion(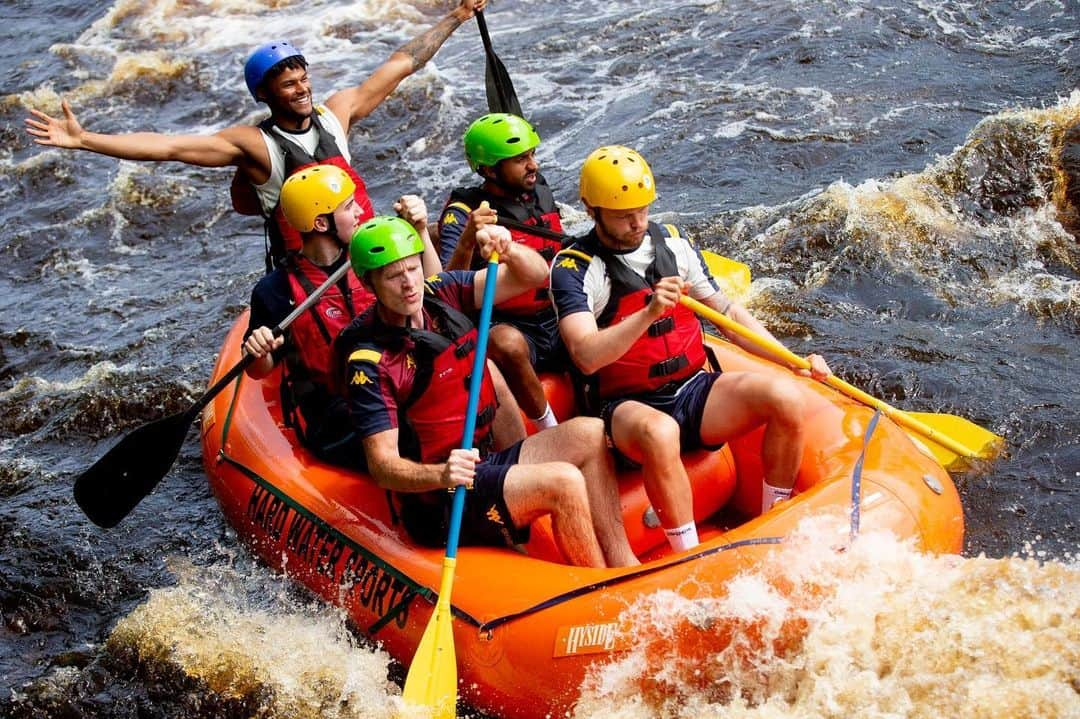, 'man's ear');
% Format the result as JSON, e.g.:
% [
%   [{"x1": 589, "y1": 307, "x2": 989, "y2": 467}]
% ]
[
  {"x1": 583, "y1": 201, "x2": 596, "y2": 220},
  {"x1": 479, "y1": 164, "x2": 498, "y2": 182},
  {"x1": 312, "y1": 214, "x2": 330, "y2": 233}
]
